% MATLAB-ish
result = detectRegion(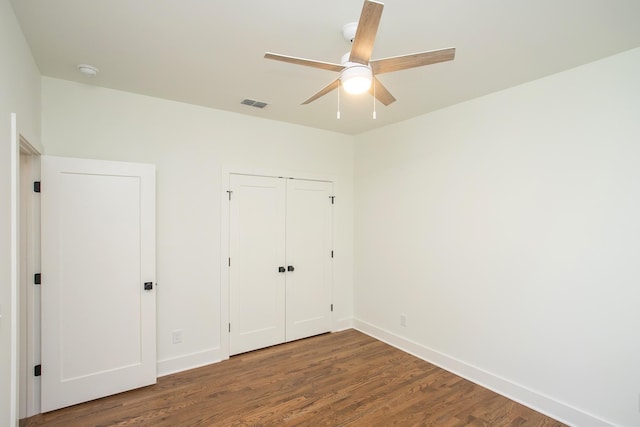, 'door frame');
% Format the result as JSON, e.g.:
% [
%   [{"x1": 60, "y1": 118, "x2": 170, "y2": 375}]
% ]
[
  {"x1": 18, "y1": 136, "x2": 41, "y2": 418},
  {"x1": 11, "y1": 116, "x2": 43, "y2": 422},
  {"x1": 220, "y1": 166, "x2": 337, "y2": 358},
  {"x1": 8, "y1": 113, "x2": 18, "y2": 427}
]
